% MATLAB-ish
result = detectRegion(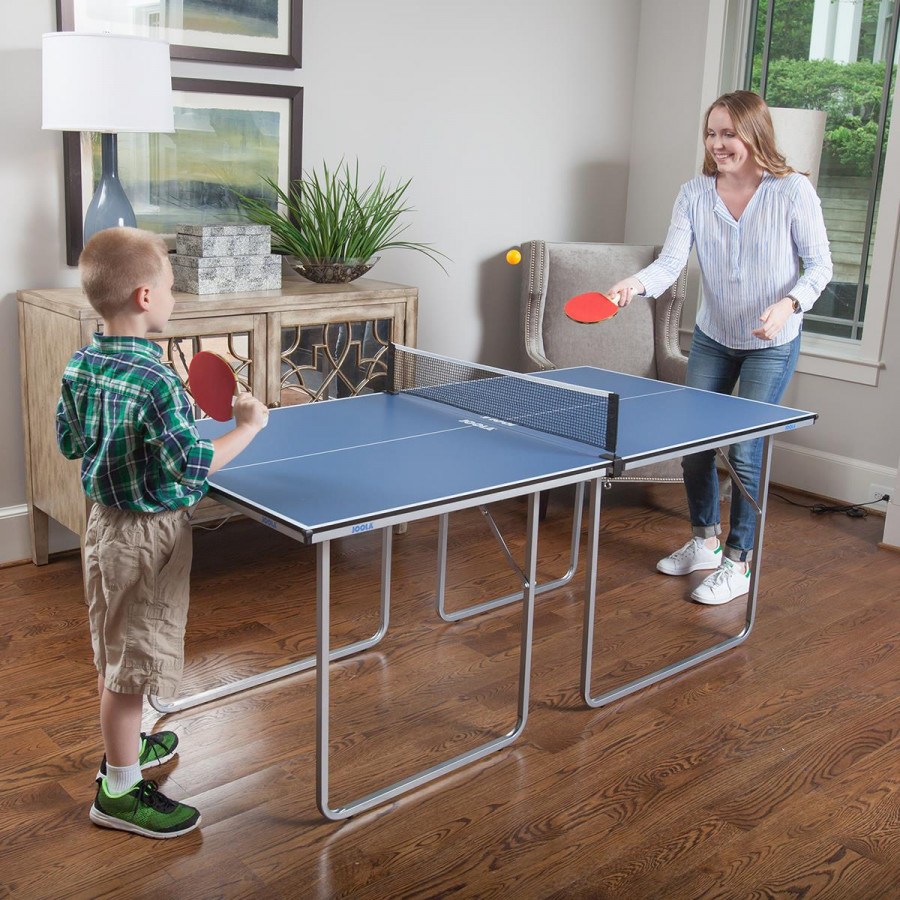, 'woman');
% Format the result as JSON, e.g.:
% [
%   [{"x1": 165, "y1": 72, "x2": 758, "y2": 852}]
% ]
[{"x1": 608, "y1": 90, "x2": 832, "y2": 605}]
